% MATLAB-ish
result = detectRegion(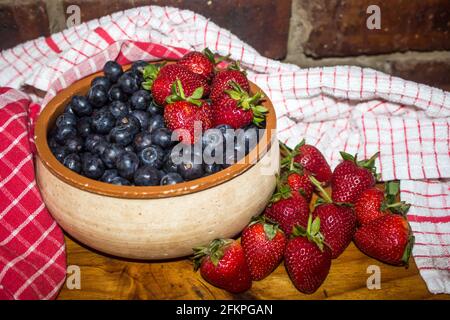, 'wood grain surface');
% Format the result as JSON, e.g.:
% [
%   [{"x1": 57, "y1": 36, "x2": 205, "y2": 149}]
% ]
[{"x1": 57, "y1": 184, "x2": 450, "y2": 300}]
